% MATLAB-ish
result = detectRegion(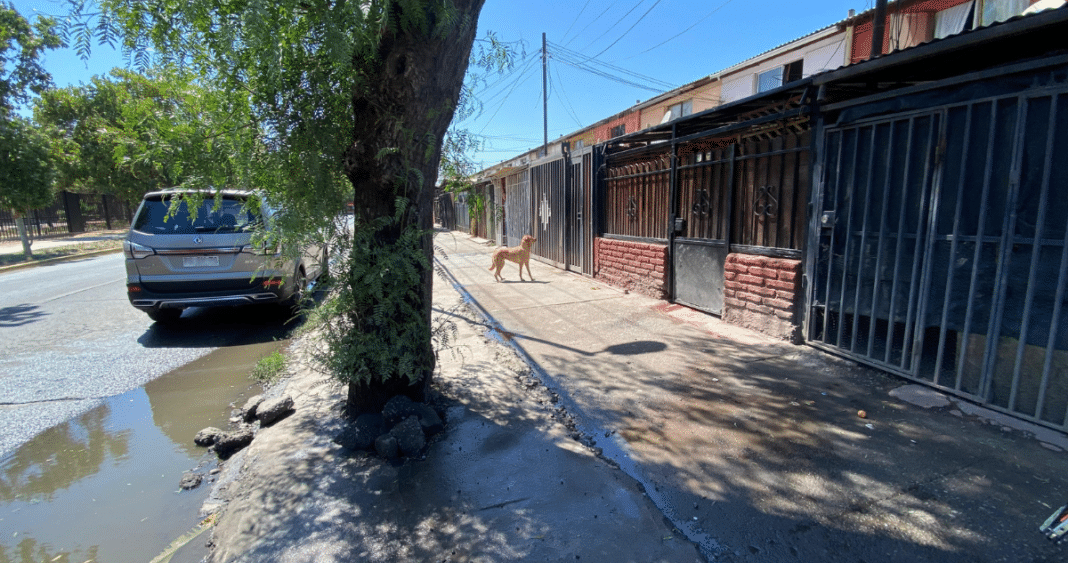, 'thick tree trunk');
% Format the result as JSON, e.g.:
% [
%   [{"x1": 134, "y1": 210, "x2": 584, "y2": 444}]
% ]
[{"x1": 343, "y1": 0, "x2": 486, "y2": 416}]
